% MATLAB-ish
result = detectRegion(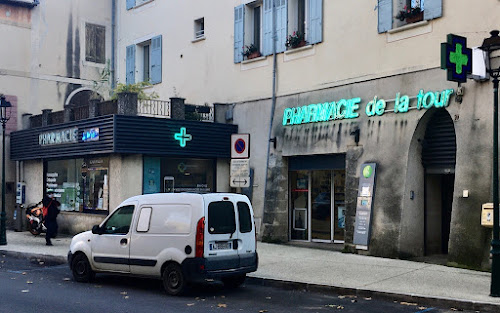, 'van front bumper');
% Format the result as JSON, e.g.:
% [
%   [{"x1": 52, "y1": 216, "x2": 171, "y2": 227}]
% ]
[{"x1": 182, "y1": 252, "x2": 258, "y2": 282}]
